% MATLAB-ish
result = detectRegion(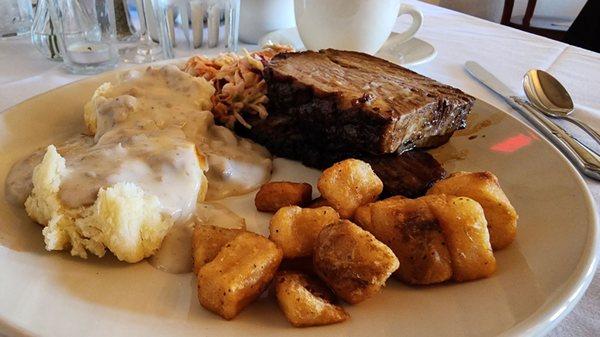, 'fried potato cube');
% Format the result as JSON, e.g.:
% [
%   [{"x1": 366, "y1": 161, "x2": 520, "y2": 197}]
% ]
[
  {"x1": 275, "y1": 271, "x2": 349, "y2": 327},
  {"x1": 255, "y1": 182, "x2": 313, "y2": 212},
  {"x1": 356, "y1": 196, "x2": 453, "y2": 285},
  {"x1": 197, "y1": 232, "x2": 283, "y2": 319},
  {"x1": 191, "y1": 225, "x2": 245, "y2": 274},
  {"x1": 353, "y1": 195, "x2": 407, "y2": 227},
  {"x1": 269, "y1": 206, "x2": 340, "y2": 258},
  {"x1": 425, "y1": 195, "x2": 496, "y2": 282},
  {"x1": 427, "y1": 171, "x2": 518, "y2": 250},
  {"x1": 353, "y1": 204, "x2": 372, "y2": 229},
  {"x1": 307, "y1": 197, "x2": 332, "y2": 208},
  {"x1": 313, "y1": 220, "x2": 399, "y2": 304},
  {"x1": 317, "y1": 159, "x2": 383, "y2": 218}
]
